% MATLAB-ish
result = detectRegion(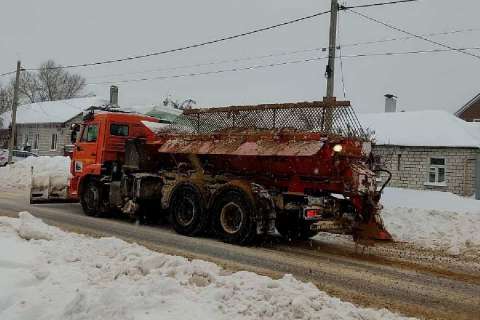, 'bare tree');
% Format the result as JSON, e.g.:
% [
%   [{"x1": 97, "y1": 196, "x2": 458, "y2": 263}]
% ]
[
  {"x1": 0, "y1": 84, "x2": 13, "y2": 114},
  {"x1": 0, "y1": 60, "x2": 86, "y2": 110},
  {"x1": 36, "y1": 60, "x2": 86, "y2": 101}
]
